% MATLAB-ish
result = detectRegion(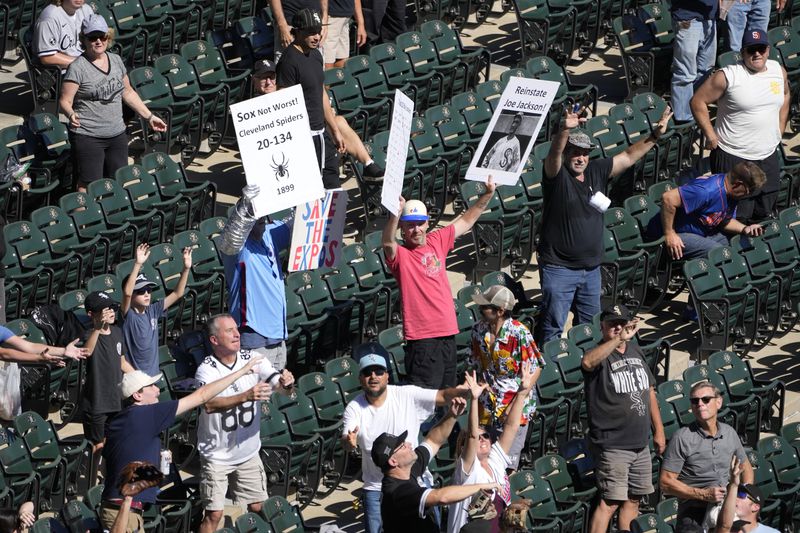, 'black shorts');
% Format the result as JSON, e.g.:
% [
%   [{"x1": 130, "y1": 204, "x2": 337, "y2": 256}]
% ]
[
  {"x1": 82, "y1": 410, "x2": 115, "y2": 445},
  {"x1": 70, "y1": 131, "x2": 129, "y2": 185},
  {"x1": 710, "y1": 147, "x2": 779, "y2": 223},
  {"x1": 404, "y1": 336, "x2": 457, "y2": 389}
]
